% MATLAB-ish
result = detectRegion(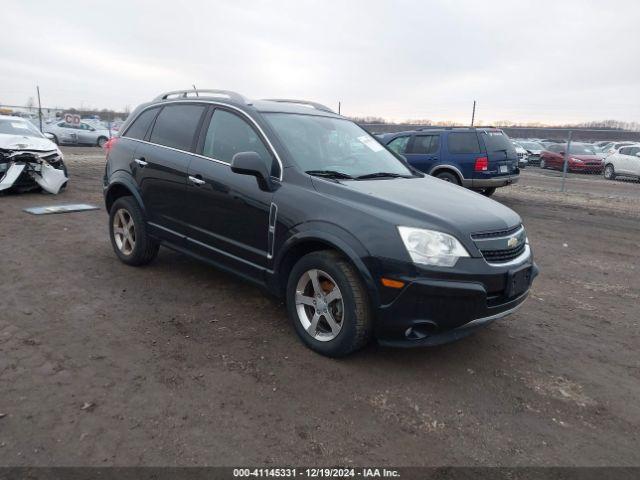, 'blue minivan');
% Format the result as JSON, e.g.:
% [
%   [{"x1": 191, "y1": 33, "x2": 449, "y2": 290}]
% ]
[{"x1": 379, "y1": 127, "x2": 520, "y2": 196}]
